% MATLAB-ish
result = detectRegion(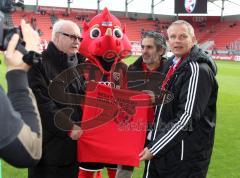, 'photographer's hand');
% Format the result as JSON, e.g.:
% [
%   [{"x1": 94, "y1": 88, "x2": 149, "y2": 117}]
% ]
[
  {"x1": 4, "y1": 20, "x2": 41, "y2": 72},
  {"x1": 21, "y1": 19, "x2": 41, "y2": 53},
  {"x1": 4, "y1": 33, "x2": 28, "y2": 71}
]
